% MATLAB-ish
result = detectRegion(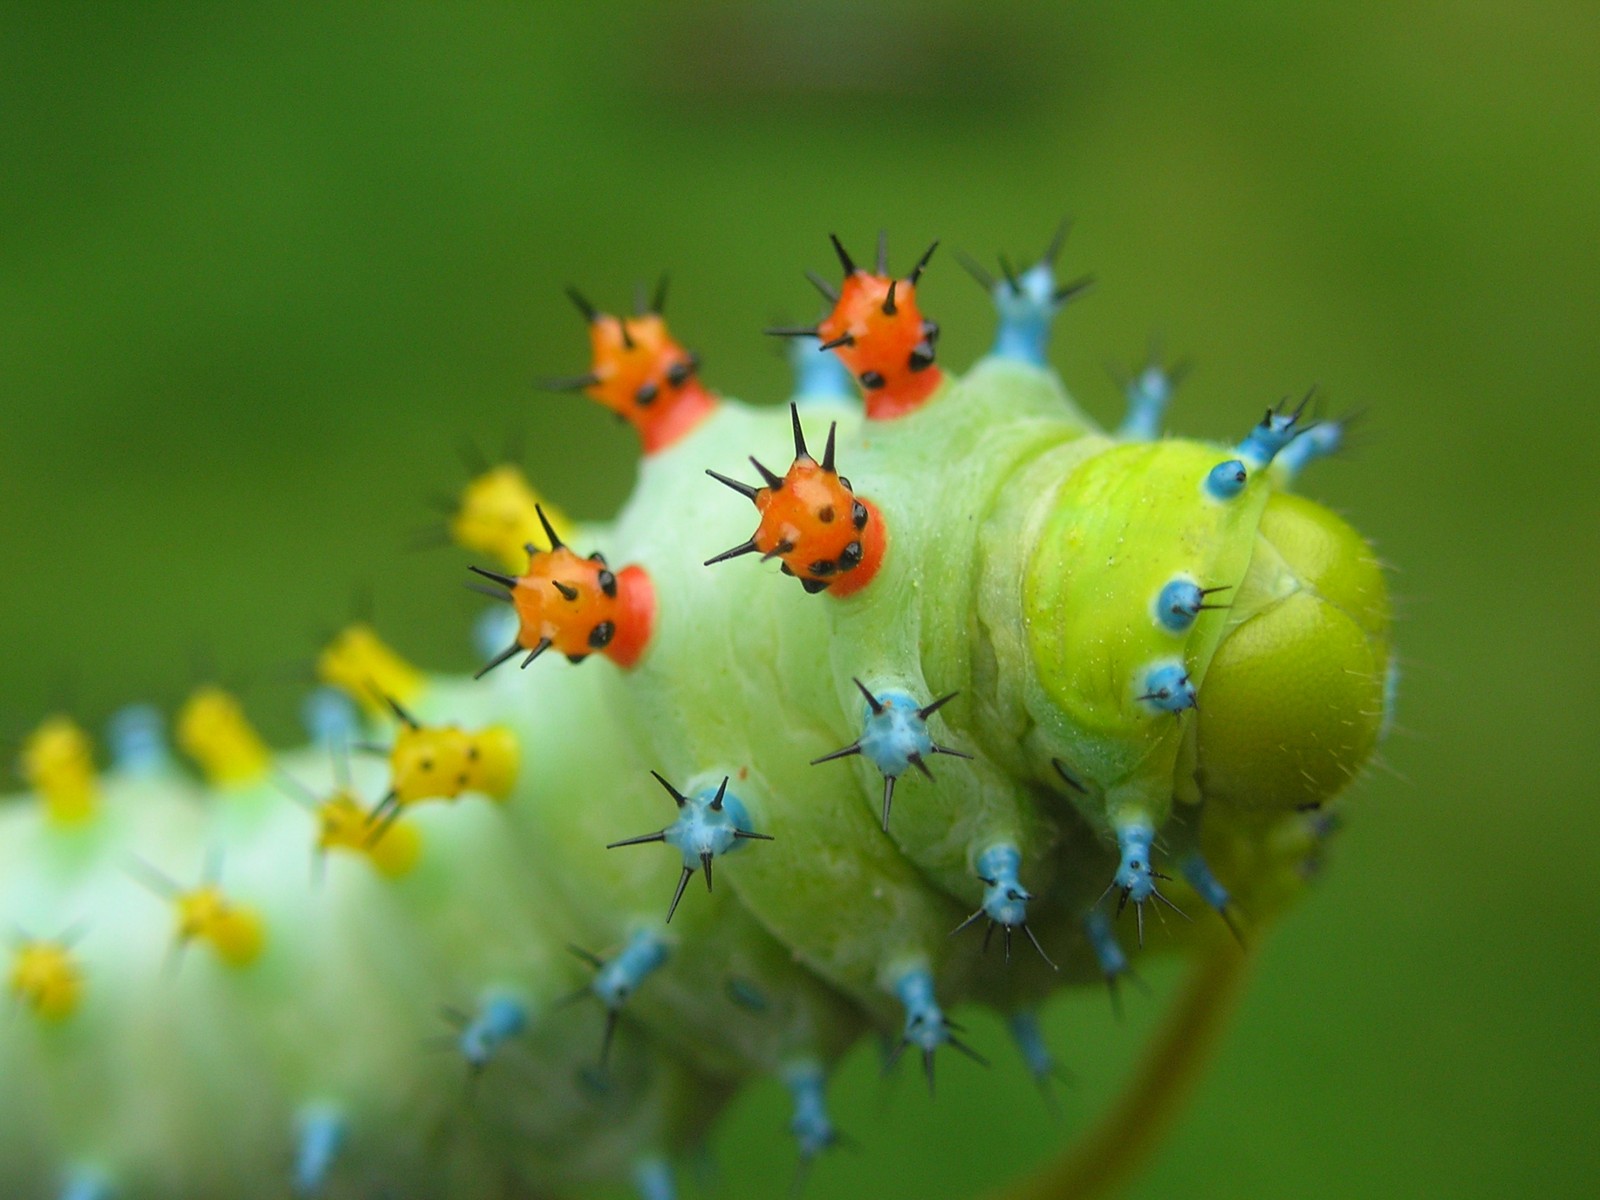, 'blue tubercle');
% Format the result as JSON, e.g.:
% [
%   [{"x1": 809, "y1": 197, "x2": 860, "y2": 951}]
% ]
[
  {"x1": 458, "y1": 992, "x2": 529, "y2": 1071},
  {"x1": 952, "y1": 845, "x2": 1056, "y2": 968},
  {"x1": 1139, "y1": 661, "x2": 1197, "y2": 713},
  {"x1": 632, "y1": 1154, "x2": 676, "y2": 1200},
  {"x1": 1204, "y1": 458, "x2": 1248, "y2": 500},
  {"x1": 966, "y1": 223, "x2": 1090, "y2": 366},
  {"x1": 1110, "y1": 820, "x2": 1186, "y2": 947},
  {"x1": 1178, "y1": 852, "x2": 1229, "y2": 912},
  {"x1": 812, "y1": 680, "x2": 970, "y2": 831},
  {"x1": 788, "y1": 334, "x2": 856, "y2": 408},
  {"x1": 1083, "y1": 909, "x2": 1129, "y2": 982},
  {"x1": 1113, "y1": 822, "x2": 1158, "y2": 906},
  {"x1": 1117, "y1": 359, "x2": 1184, "y2": 440},
  {"x1": 889, "y1": 965, "x2": 986, "y2": 1094},
  {"x1": 1275, "y1": 417, "x2": 1344, "y2": 479},
  {"x1": 782, "y1": 1058, "x2": 838, "y2": 1163},
  {"x1": 300, "y1": 688, "x2": 358, "y2": 751},
  {"x1": 1006, "y1": 1009, "x2": 1070, "y2": 1112},
  {"x1": 607, "y1": 774, "x2": 773, "y2": 922},
  {"x1": 576, "y1": 930, "x2": 670, "y2": 1068},
  {"x1": 292, "y1": 1103, "x2": 346, "y2": 1196},
  {"x1": 106, "y1": 704, "x2": 168, "y2": 775},
  {"x1": 1237, "y1": 393, "x2": 1313, "y2": 469},
  {"x1": 1155, "y1": 578, "x2": 1203, "y2": 632},
  {"x1": 591, "y1": 930, "x2": 670, "y2": 1012}
]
